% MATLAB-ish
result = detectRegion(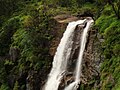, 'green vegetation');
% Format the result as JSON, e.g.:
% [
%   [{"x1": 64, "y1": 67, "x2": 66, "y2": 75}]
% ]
[
  {"x1": 95, "y1": 4, "x2": 120, "y2": 90},
  {"x1": 0, "y1": 0, "x2": 120, "y2": 90}
]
